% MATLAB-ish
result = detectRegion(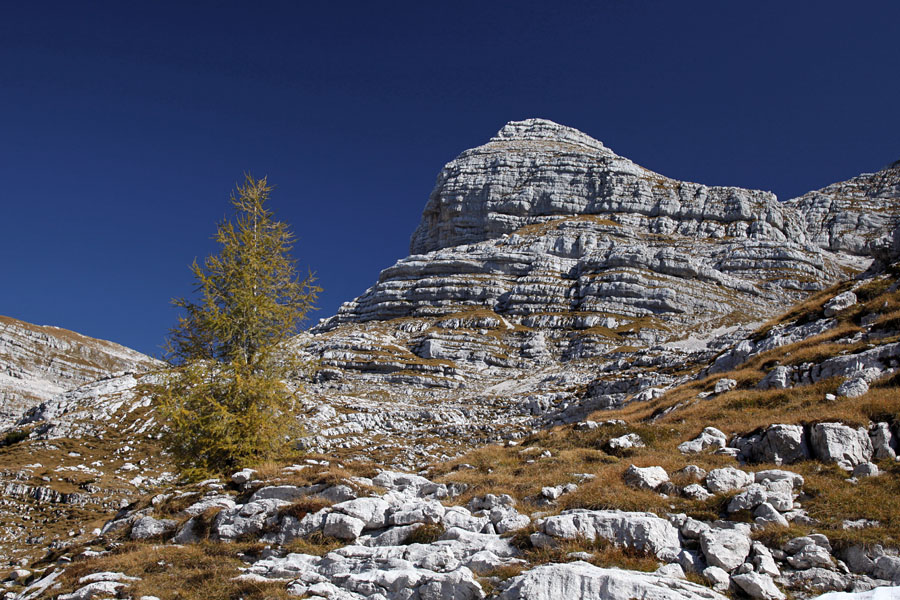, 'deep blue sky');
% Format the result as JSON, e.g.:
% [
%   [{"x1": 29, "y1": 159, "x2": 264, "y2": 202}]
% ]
[{"x1": 2, "y1": 1, "x2": 898, "y2": 357}]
